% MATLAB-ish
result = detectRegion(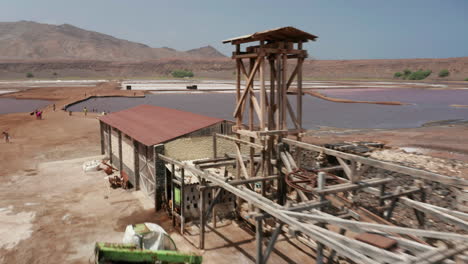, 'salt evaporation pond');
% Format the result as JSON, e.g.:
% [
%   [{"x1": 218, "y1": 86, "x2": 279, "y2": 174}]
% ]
[
  {"x1": 0, "y1": 98, "x2": 51, "y2": 114},
  {"x1": 67, "y1": 90, "x2": 468, "y2": 129},
  {"x1": 318, "y1": 88, "x2": 468, "y2": 105}
]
